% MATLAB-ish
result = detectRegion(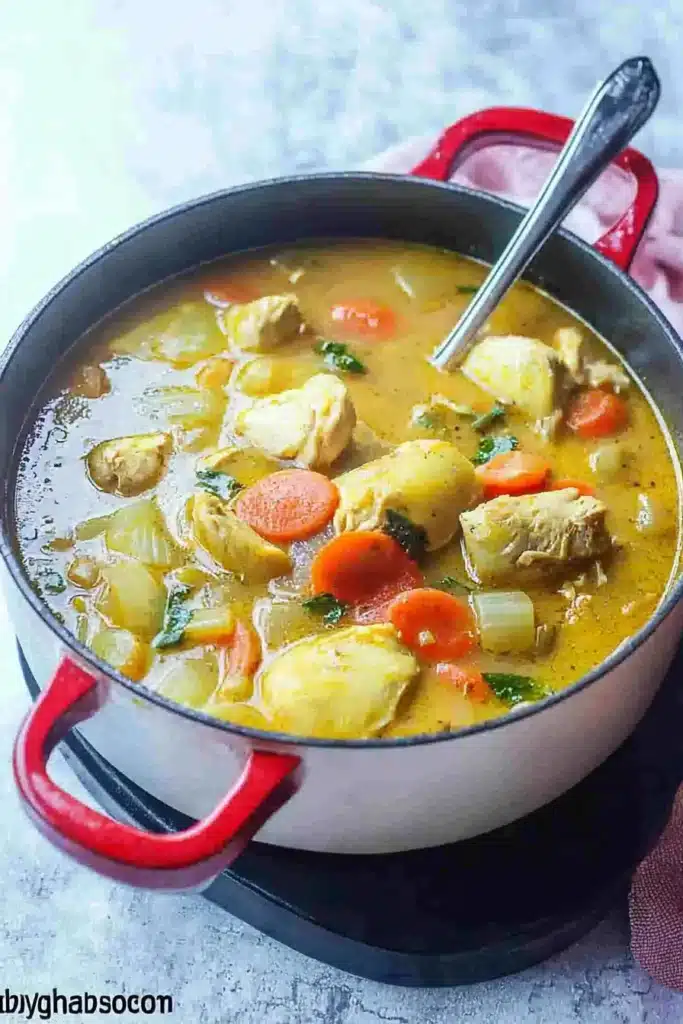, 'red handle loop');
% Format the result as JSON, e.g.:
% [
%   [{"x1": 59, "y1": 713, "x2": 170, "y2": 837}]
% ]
[
  {"x1": 411, "y1": 106, "x2": 659, "y2": 272},
  {"x1": 13, "y1": 659, "x2": 301, "y2": 890}
]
